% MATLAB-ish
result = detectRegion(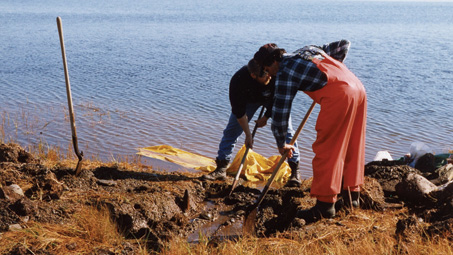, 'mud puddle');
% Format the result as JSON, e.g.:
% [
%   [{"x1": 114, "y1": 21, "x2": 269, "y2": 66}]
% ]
[{"x1": 187, "y1": 200, "x2": 243, "y2": 243}]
